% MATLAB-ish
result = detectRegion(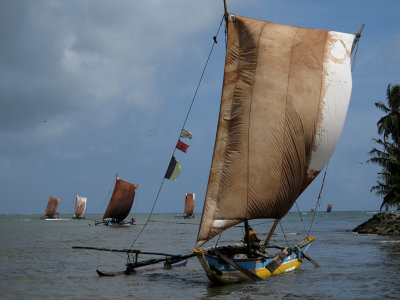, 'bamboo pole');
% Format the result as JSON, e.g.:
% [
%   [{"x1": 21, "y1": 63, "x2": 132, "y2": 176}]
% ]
[
  {"x1": 351, "y1": 24, "x2": 365, "y2": 54},
  {"x1": 244, "y1": 220, "x2": 253, "y2": 258},
  {"x1": 128, "y1": 253, "x2": 196, "y2": 269},
  {"x1": 223, "y1": 0, "x2": 228, "y2": 15},
  {"x1": 260, "y1": 219, "x2": 280, "y2": 253},
  {"x1": 72, "y1": 246, "x2": 177, "y2": 257}
]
